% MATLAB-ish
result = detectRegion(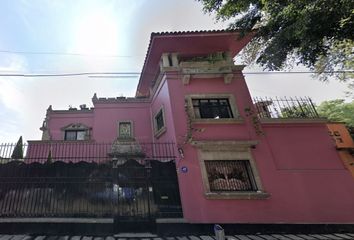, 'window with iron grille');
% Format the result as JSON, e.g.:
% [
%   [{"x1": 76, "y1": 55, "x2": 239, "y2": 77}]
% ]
[
  {"x1": 204, "y1": 160, "x2": 258, "y2": 192},
  {"x1": 192, "y1": 98, "x2": 234, "y2": 119},
  {"x1": 64, "y1": 130, "x2": 86, "y2": 141}
]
